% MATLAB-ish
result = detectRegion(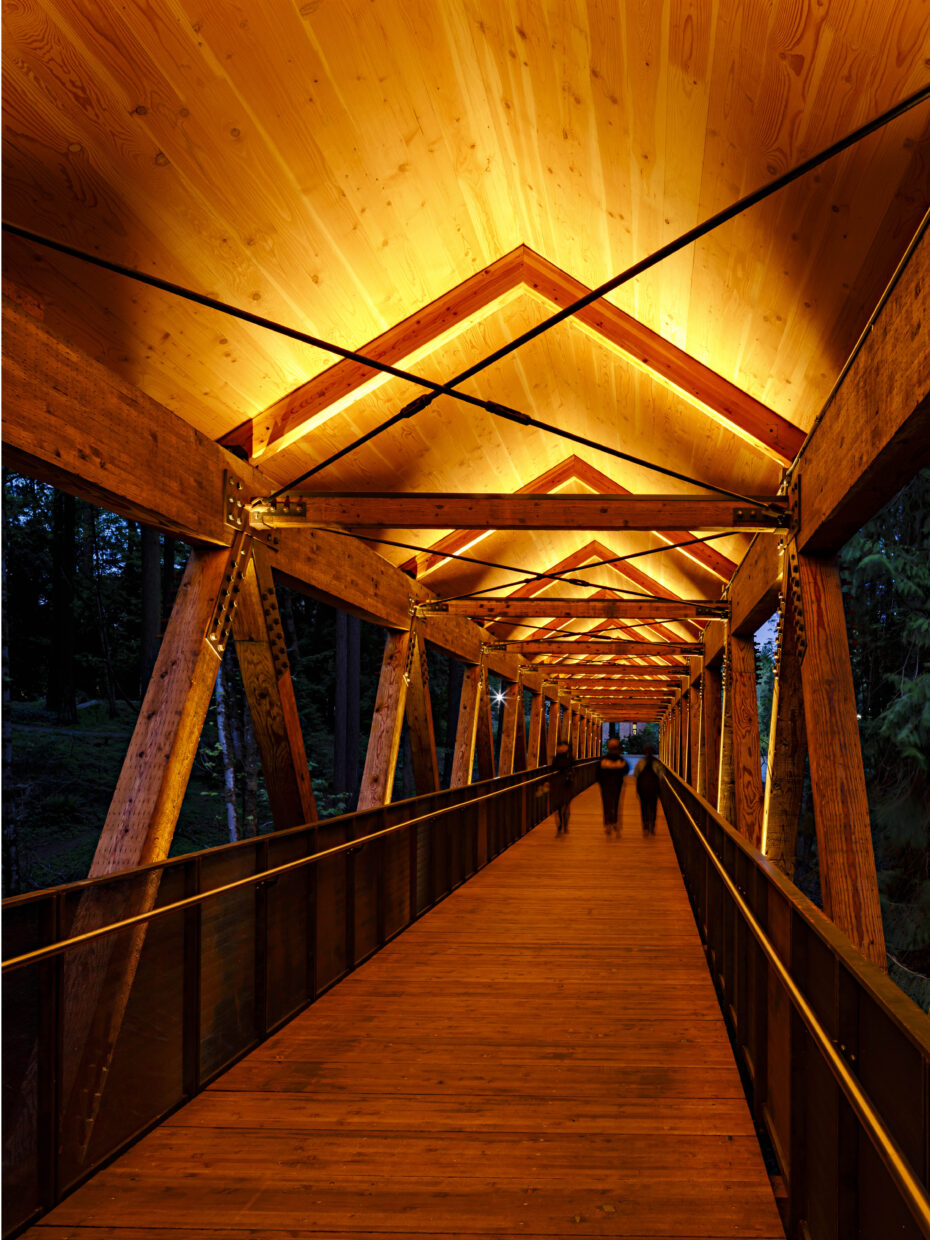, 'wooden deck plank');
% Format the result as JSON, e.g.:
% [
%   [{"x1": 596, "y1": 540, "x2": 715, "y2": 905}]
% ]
[{"x1": 29, "y1": 785, "x2": 784, "y2": 1239}]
